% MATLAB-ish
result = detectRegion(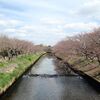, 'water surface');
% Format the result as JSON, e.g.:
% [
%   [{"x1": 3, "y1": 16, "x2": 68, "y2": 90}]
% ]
[{"x1": 2, "y1": 55, "x2": 100, "y2": 100}]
